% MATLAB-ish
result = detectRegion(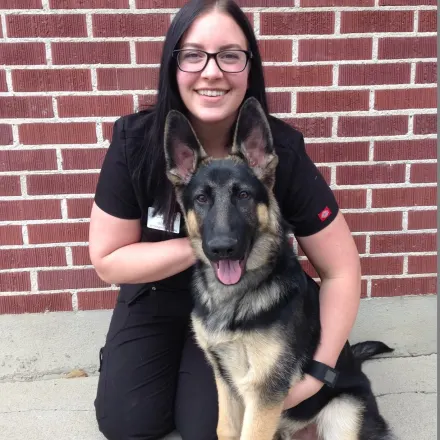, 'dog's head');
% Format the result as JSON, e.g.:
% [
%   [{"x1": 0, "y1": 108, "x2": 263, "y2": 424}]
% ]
[{"x1": 164, "y1": 97, "x2": 280, "y2": 286}]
